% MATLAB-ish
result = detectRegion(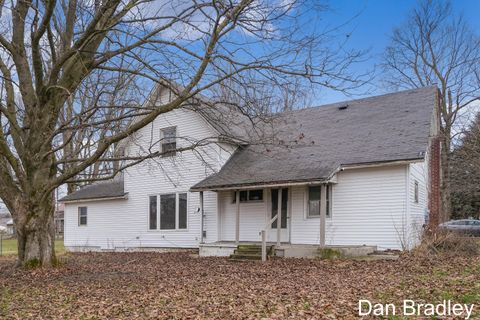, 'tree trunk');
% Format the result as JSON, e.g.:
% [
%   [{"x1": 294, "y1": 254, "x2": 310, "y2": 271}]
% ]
[{"x1": 15, "y1": 199, "x2": 56, "y2": 268}]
